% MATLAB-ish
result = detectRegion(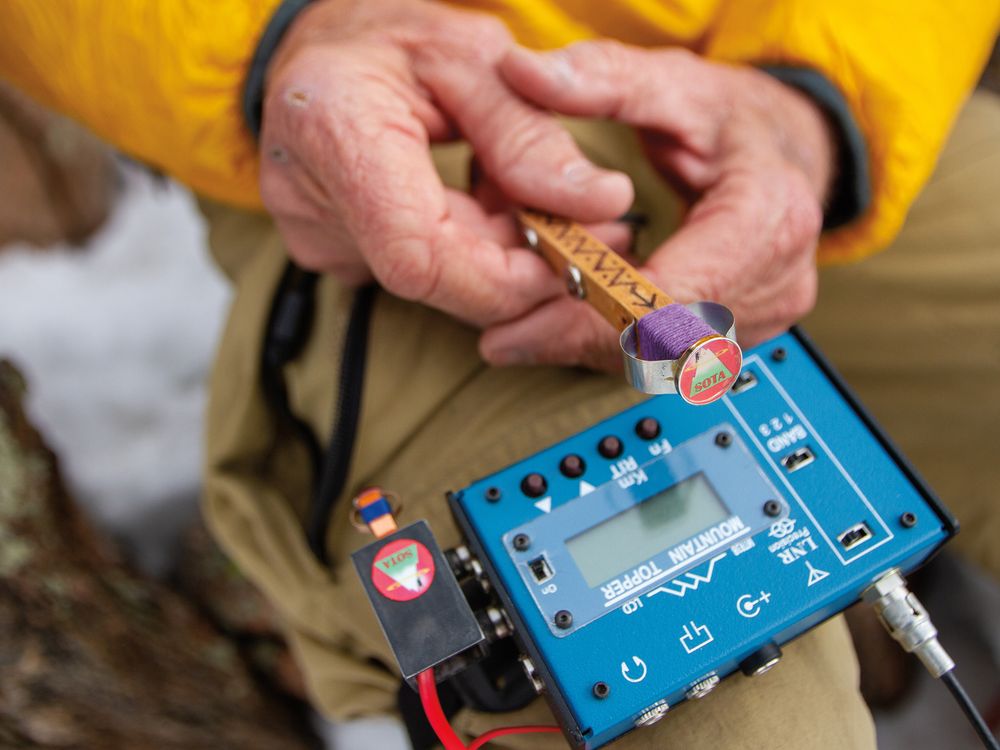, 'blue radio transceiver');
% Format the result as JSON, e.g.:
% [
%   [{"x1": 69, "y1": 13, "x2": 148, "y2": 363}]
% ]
[{"x1": 352, "y1": 329, "x2": 956, "y2": 749}]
